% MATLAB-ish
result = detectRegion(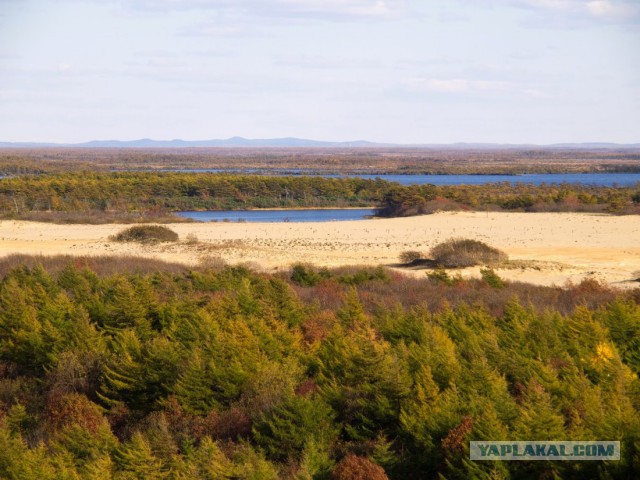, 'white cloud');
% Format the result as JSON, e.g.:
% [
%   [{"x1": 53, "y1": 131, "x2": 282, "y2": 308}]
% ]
[
  {"x1": 585, "y1": 0, "x2": 637, "y2": 19},
  {"x1": 522, "y1": 88, "x2": 549, "y2": 98},
  {"x1": 179, "y1": 22, "x2": 258, "y2": 37},
  {"x1": 274, "y1": 0, "x2": 403, "y2": 18},
  {"x1": 403, "y1": 77, "x2": 508, "y2": 94},
  {"x1": 537, "y1": 0, "x2": 639, "y2": 22},
  {"x1": 112, "y1": 0, "x2": 406, "y2": 20},
  {"x1": 459, "y1": 0, "x2": 640, "y2": 24},
  {"x1": 274, "y1": 53, "x2": 380, "y2": 70}
]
